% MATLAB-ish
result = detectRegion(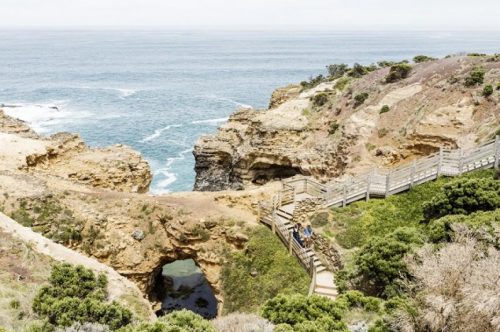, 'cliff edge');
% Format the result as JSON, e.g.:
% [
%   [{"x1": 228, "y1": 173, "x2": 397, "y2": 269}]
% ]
[{"x1": 194, "y1": 55, "x2": 500, "y2": 191}]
